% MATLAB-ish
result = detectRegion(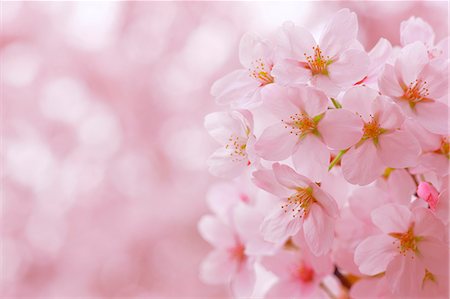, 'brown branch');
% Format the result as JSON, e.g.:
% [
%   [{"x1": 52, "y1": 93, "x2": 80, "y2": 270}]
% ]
[{"x1": 334, "y1": 267, "x2": 353, "y2": 290}]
